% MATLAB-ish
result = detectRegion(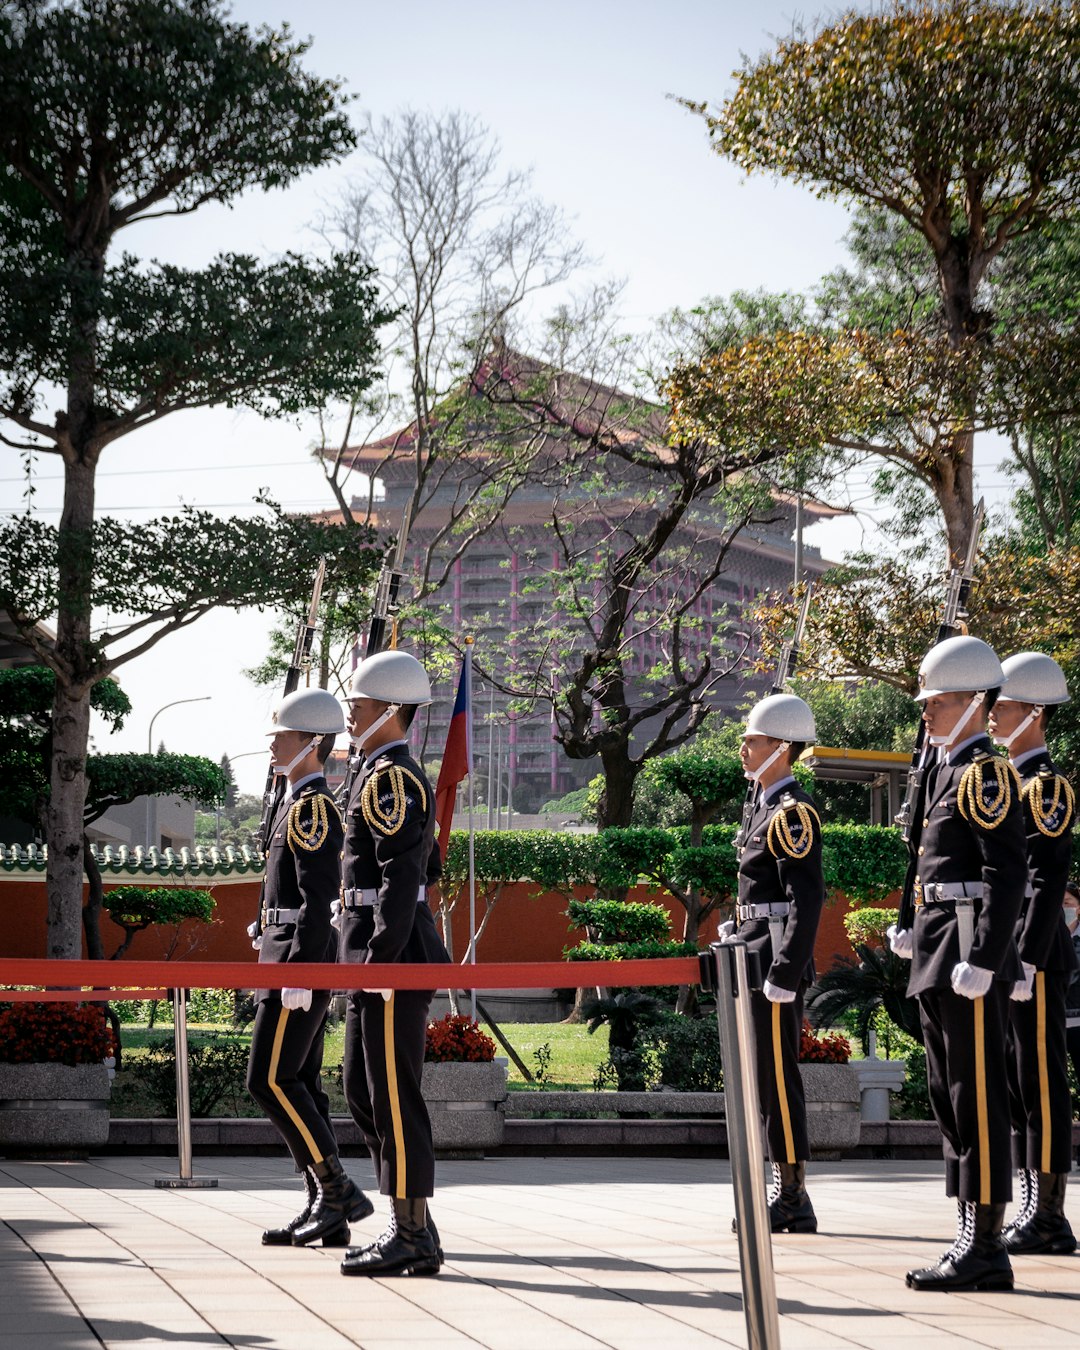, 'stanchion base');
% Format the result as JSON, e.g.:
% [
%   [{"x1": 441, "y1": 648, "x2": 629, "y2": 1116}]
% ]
[{"x1": 154, "y1": 1177, "x2": 219, "y2": 1188}]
